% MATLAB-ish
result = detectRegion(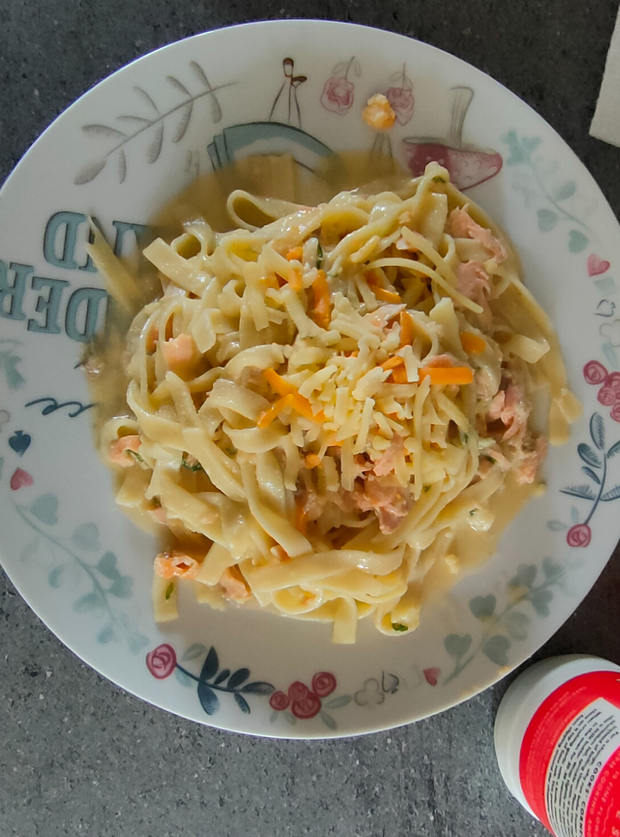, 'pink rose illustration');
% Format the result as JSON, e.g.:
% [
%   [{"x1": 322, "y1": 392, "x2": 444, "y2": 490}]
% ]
[
  {"x1": 566, "y1": 523, "x2": 591, "y2": 548},
  {"x1": 146, "y1": 643, "x2": 177, "y2": 679},
  {"x1": 320, "y1": 57, "x2": 361, "y2": 115},
  {"x1": 384, "y1": 63, "x2": 415, "y2": 126},
  {"x1": 611, "y1": 402, "x2": 620, "y2": 422},
  {"x1": 269, "y1": 690, "x2": 290, "y2": 711},
  {"x1": 291, "y1": 691, "x2": 321, "y2": 719},
  {"x1": 386, "y1": 85, "x2": 415, "y2": 126},
  {"x1": 311, "y1": 671, "x2": 337, "y2": 697},
  {"x1": 598, "y1": 385, "x2": 616, "y2": 407},
  {"x1": 583, "y1": 360, "x2": 608, "y2": 385}
]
